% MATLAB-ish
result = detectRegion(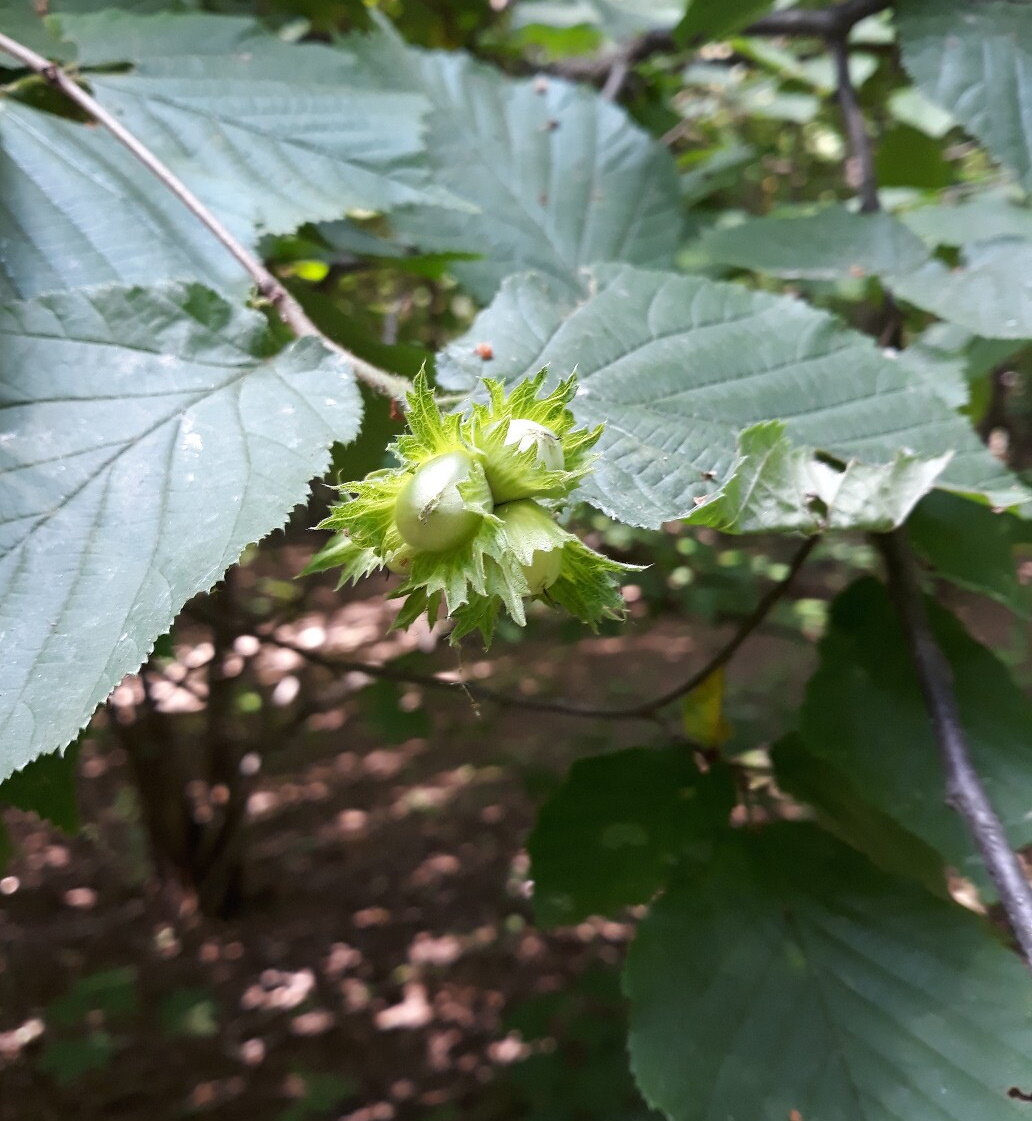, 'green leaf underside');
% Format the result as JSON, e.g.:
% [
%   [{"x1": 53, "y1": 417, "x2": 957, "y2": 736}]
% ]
[
  {"x1": 892, "y1": 240, "x2": 1032, "y2": 339},
  {"x1": 626, "y1": 823, "x2": 1032, "y2": 1121},
  {"x1": 528, "y1": 747, "x2": 734, "y2": 927},
  {"x1": 700, "y1": 206, "x2": 931, "y2": 279},
  {"x1": 798, "y1": 578, "x2": 1032, "y2": 887},
  {"x1": 515, "y1": 0, "x2": 682, "y2": 41},
  {"x1": 902, "y1": 195, "x2": 1032, "y2": 248},
  {"x1": 343, "y1": 20, "x2": 683, "y2": 301},
  {"x1": 436, "y1": 265, "x2": 1024, "y2": 529},
  {"x1": 693, "y1": 203, "x2": 1032, "y2": 341},
  {"x1": 0, "y1": 283, "x2": 362, "y2": 779},
  {"x1": 683, "y1": 421, "x2": 951, "y2": 534},
  {"x1": 898, "y1": 0, "x2": 1032, "y2": 191},
  {"x1": 57, "y1": 11, "x2": 464, "y2": 237},
  {"x1": 0, "y1": 101, "x2": 249, "y2": 300}
]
